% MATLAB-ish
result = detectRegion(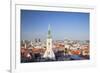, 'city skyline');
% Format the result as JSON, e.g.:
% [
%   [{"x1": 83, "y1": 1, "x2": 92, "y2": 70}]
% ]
[{"x1": 21, "y1": 10, "x2": 89, "y2": 41}]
